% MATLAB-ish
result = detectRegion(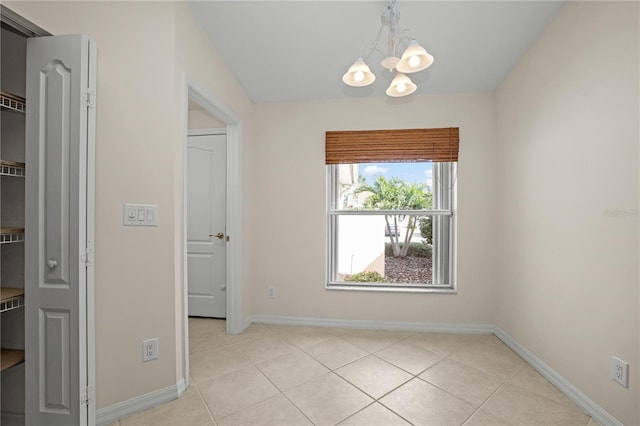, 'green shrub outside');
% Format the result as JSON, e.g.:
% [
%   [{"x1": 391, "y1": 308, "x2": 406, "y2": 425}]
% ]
[
  {"x1": 344, "y1": 271, "x2": 387, "y2": 282},
  {"x1": 419, "y1": 217, "x2": 433, "y2": 244},
  {"x1": 385, "y1": 242, "x2": 432, "y2": 258}
]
